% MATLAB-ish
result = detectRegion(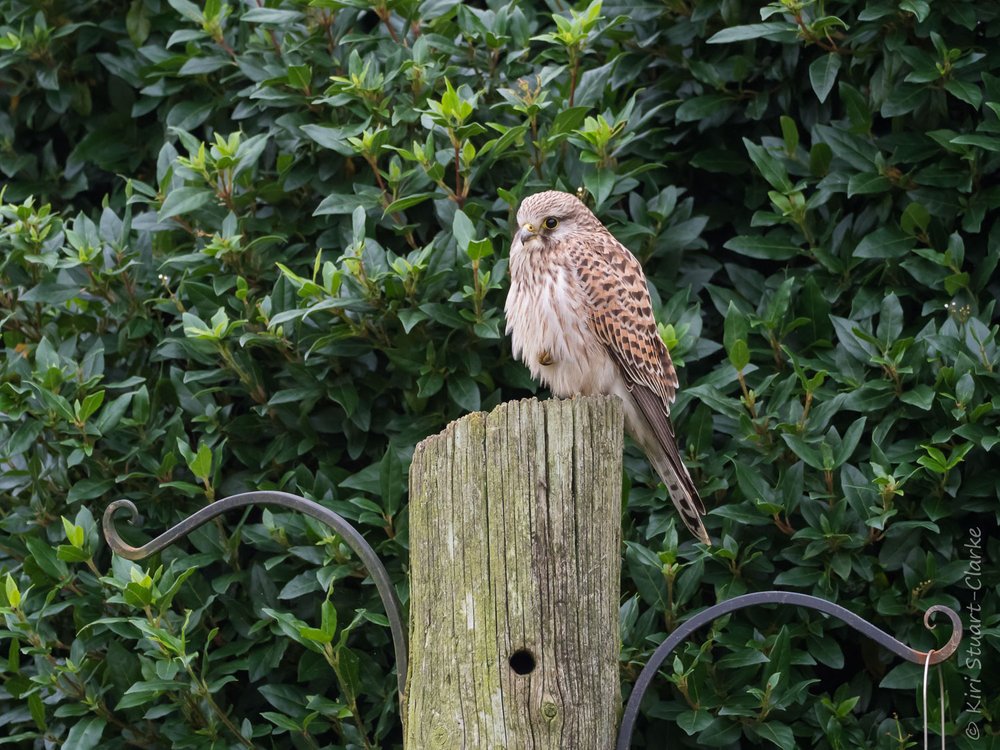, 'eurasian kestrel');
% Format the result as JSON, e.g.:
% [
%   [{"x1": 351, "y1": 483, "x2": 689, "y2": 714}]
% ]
[{"x1": 505, "y1": 190, "x2": 710, "y2": 545}]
